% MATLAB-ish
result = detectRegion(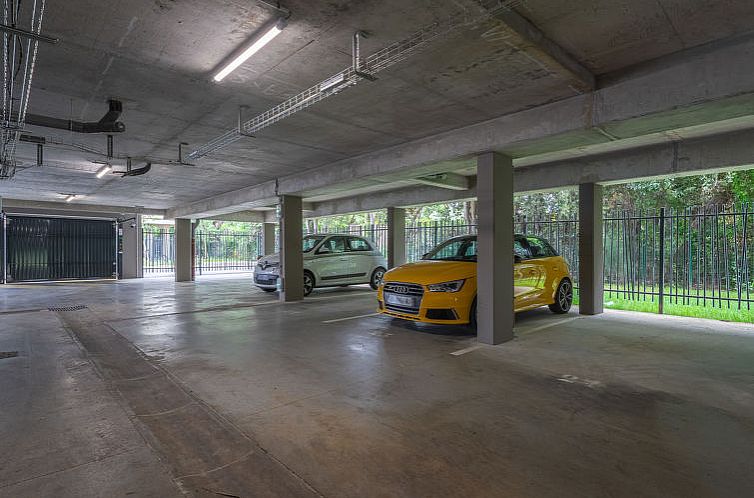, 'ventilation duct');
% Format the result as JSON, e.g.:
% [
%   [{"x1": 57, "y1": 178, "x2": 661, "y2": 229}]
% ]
[
  {"x1": 23, "y1": 99, "x2": 126, "y2": 134},
  {"x1": 114, "y1": 159, "x2": 151, "y2": 177}
]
